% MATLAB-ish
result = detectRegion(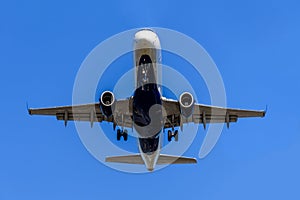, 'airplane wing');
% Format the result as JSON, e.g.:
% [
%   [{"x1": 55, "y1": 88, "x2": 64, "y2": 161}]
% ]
[
  {"x1": 28, "y1": 99, "x2": 133, "y2": 128},
  {"x1": 29, "y1": 97, "x2": 265, "y2": 130},
  {"x1": 162, "y1": 98, "x2": 266, "y2": 129}
]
